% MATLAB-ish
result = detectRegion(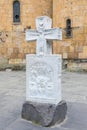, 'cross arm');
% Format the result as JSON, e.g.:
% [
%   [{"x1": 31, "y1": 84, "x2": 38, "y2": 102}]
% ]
[
  {"x1": 44, "y1": 28, "x2": 62, "y2": 40},
  {"x1": 26, "y1": 29, "x2": 40, "y2": 41}
]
